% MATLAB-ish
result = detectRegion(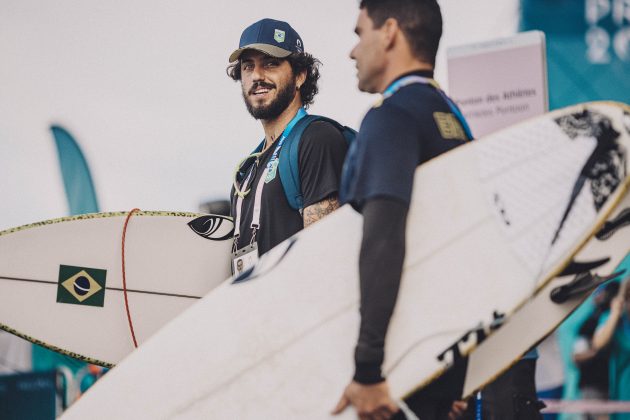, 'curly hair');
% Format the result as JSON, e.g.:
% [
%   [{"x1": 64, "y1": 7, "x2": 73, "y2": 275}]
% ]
[{"x1": 226, "y1": 53, "x2": 321, "y2": 109}]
